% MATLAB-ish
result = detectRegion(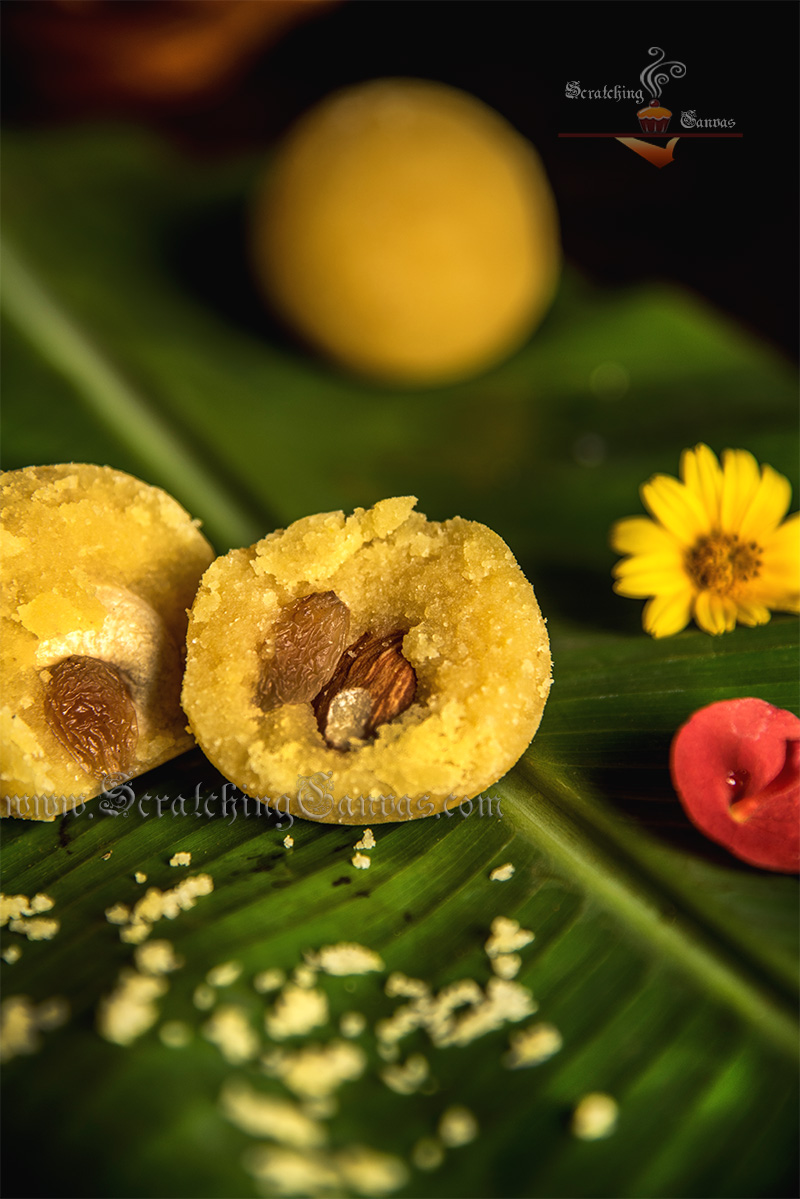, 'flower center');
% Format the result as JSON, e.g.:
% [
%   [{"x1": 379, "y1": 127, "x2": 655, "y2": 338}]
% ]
[{"x1": 684, "y1": 533, "x2": 762, "y2": 594}]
